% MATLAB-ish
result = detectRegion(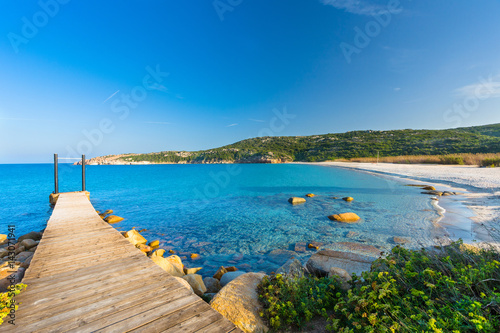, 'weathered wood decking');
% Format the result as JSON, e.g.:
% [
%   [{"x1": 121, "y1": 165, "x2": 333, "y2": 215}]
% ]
[{"x1": 4, "y1": 192, "x2": 240, "y2": 333}]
